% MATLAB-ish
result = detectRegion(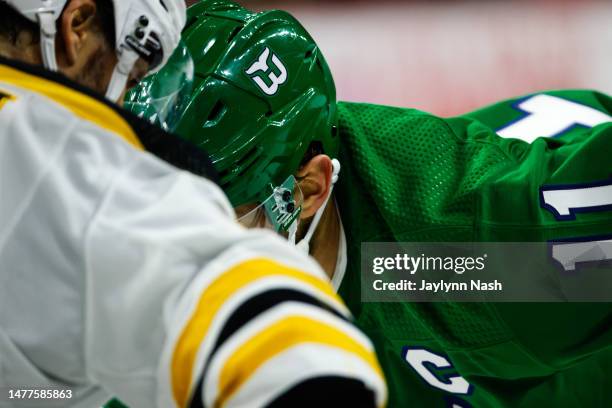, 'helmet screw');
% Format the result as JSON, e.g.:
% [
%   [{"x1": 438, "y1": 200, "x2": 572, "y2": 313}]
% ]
[
  {"x1": 281, "y1": 190, "x2": 292, "y2": 202},
  {"x1": 139, "y1": 15, "x2": 149, "y2": 26},
  {"x1": 135, "y1": 28, "x2": 146, "y2": 39},
  {"x1": 285, "y1": 202, "x2": 295, "y2": 213}
]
